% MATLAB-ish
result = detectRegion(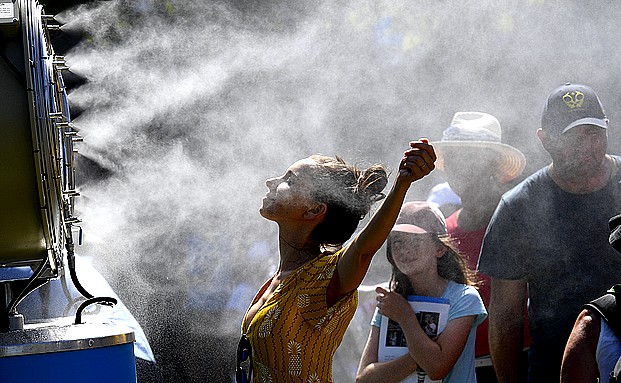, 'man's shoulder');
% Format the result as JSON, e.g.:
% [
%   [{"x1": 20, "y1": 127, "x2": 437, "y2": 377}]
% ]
[{"x1": 501, "y1": 167, "x2": 550, "y2": 204}]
